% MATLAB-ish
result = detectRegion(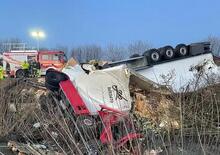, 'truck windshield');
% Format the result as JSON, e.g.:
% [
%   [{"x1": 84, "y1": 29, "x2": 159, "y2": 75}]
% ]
[
  {"x1": 58, "y1": 54, "x2": 67, "y2": 62},
  {"x1": 52, "y1": 54, "x2": 59, "y2": 61}
]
